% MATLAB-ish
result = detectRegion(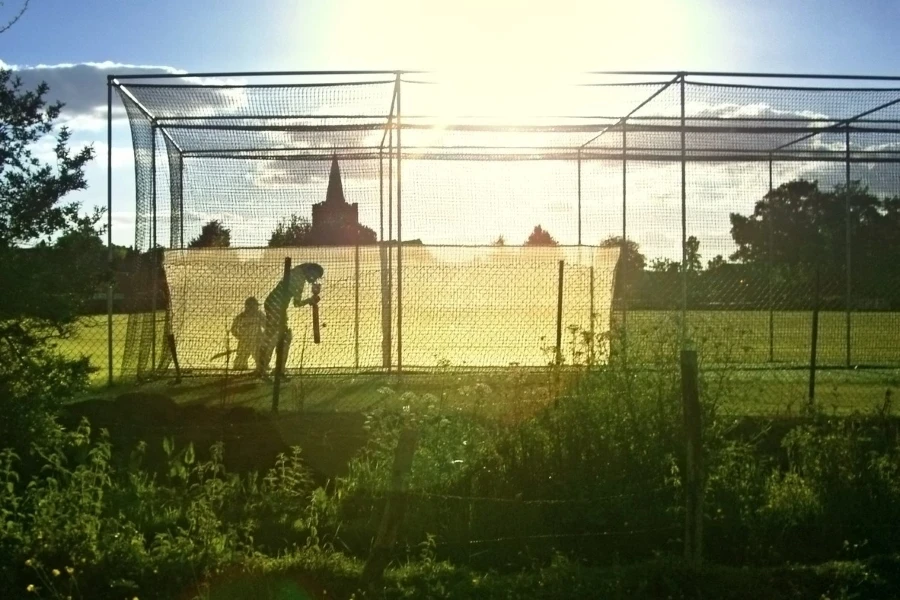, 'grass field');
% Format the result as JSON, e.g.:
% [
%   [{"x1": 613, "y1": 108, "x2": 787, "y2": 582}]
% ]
[
  {"x1": 54, "y1": 314, "x2": 127, "y2": 384},
  {"x1": 620, "y1": 309, "x2": 900, "y2": 367}
]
